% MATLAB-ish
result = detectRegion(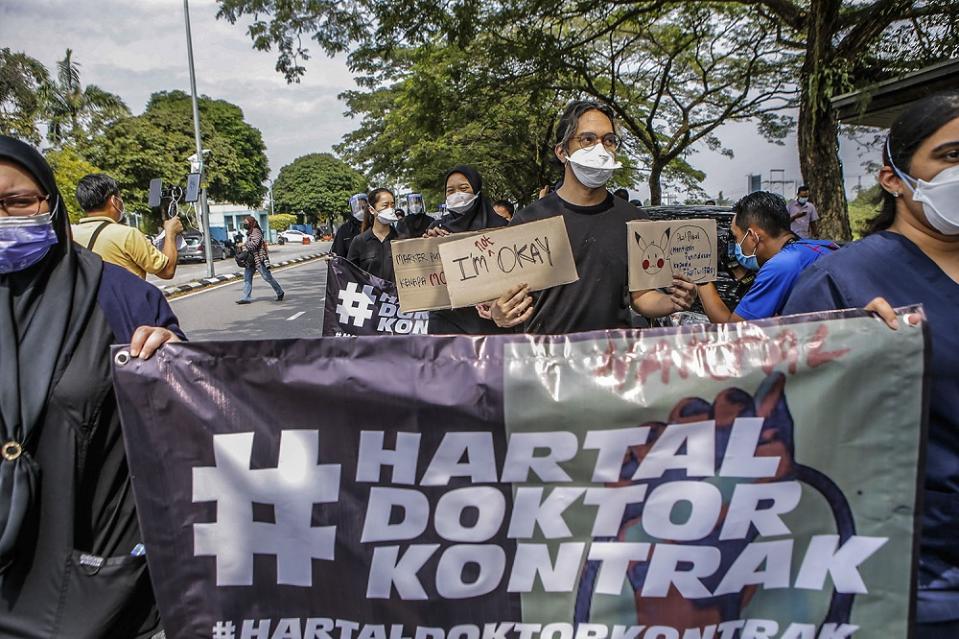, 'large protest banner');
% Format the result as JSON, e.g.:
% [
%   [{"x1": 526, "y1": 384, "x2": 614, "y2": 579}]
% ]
[
  {"x1": 324, "y1": 255, "x2": 429, "y2": 336},
  {"x1": 113, "y1": 309, "x2": 927, "y2": 639}
]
